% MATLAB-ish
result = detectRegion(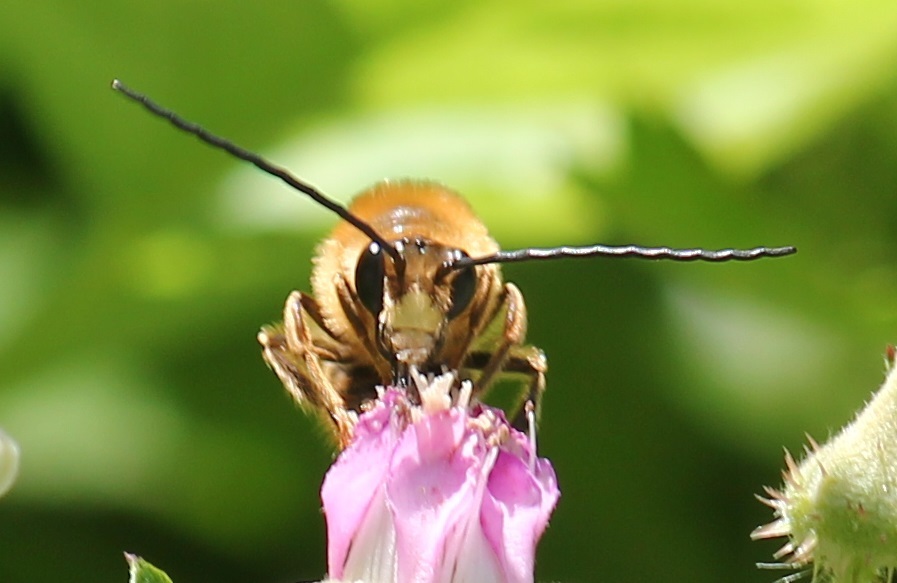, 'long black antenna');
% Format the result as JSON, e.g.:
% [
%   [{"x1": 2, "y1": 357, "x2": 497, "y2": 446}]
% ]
[
  {"x1": 111, "y1": 79, "x2": 401, "y2": 264},
  {"x1": 454, "y1": 243, "x2": 796, "y2": 268}
]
